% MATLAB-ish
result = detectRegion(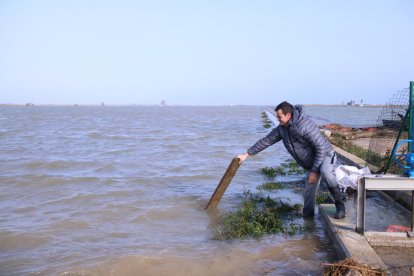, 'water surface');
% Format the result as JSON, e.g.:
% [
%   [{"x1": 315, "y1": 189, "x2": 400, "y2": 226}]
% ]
[{"x1": 0, "y1": 105, "x2": 382, "y2": 275}]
